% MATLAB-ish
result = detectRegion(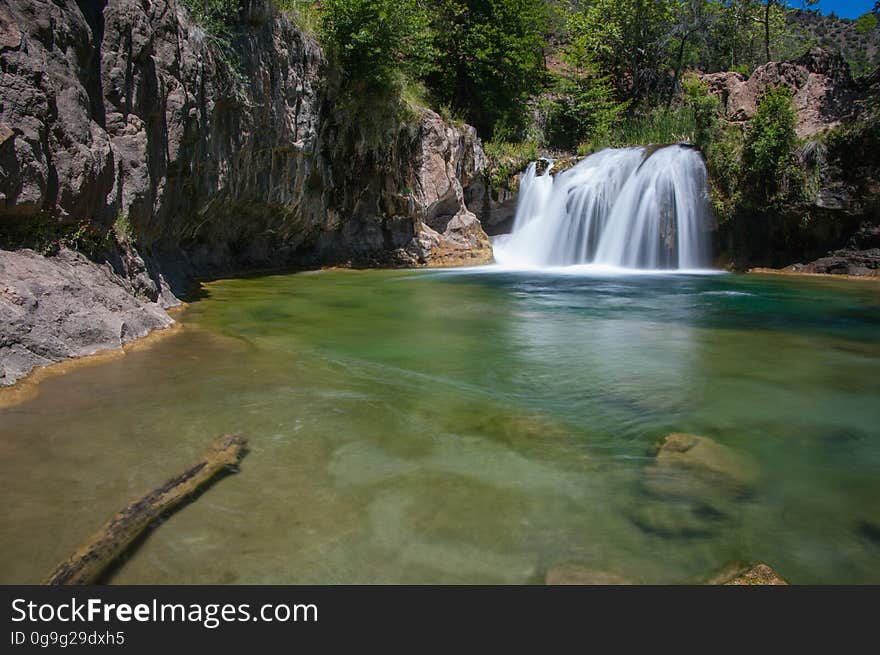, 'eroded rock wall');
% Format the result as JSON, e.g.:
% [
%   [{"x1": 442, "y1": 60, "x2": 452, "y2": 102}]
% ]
[{"x1": 0, "y1": 0, "x2": 491, "y2": 275}]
